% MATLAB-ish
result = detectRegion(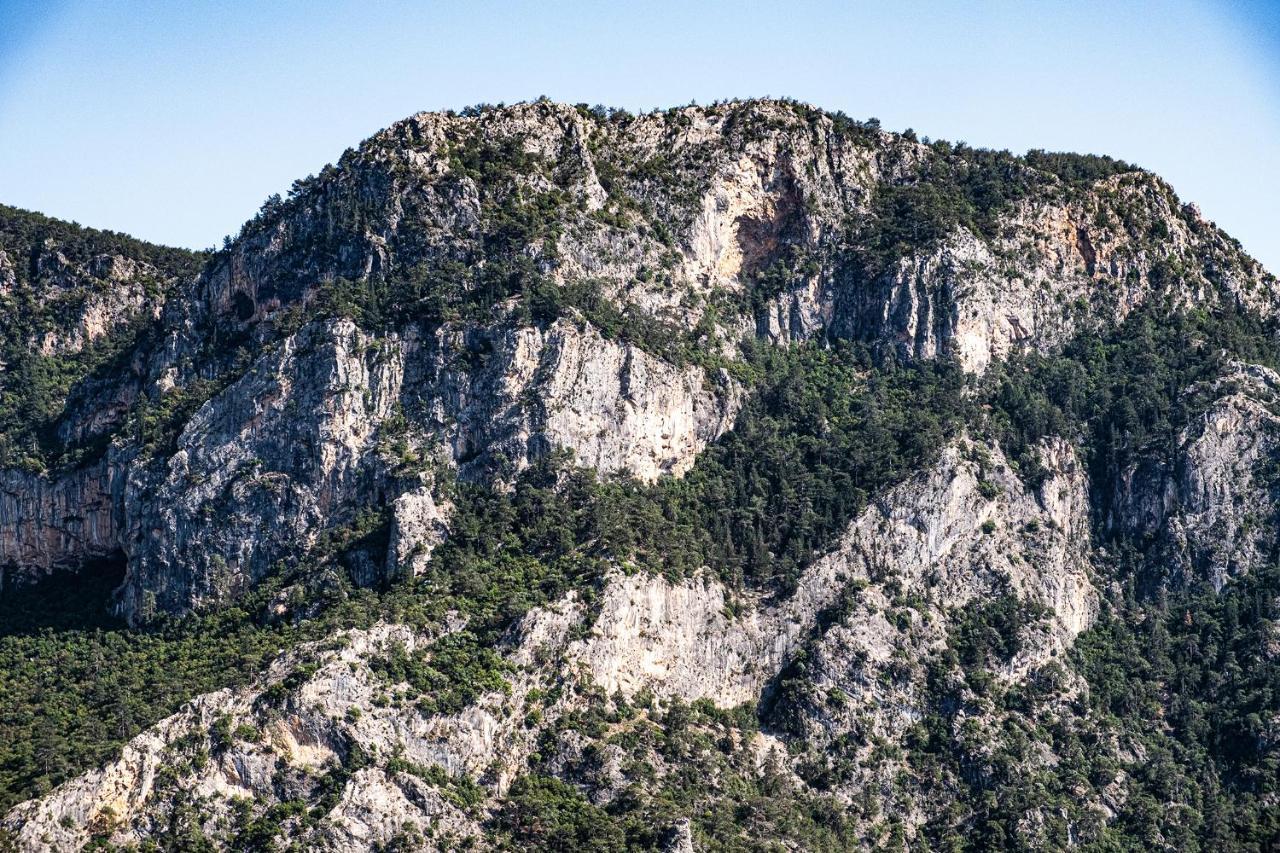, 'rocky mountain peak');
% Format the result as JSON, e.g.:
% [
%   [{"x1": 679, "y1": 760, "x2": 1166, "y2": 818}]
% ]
[{"x1": 1, "y1": 100, "x2": 1278, "y2": 851}]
